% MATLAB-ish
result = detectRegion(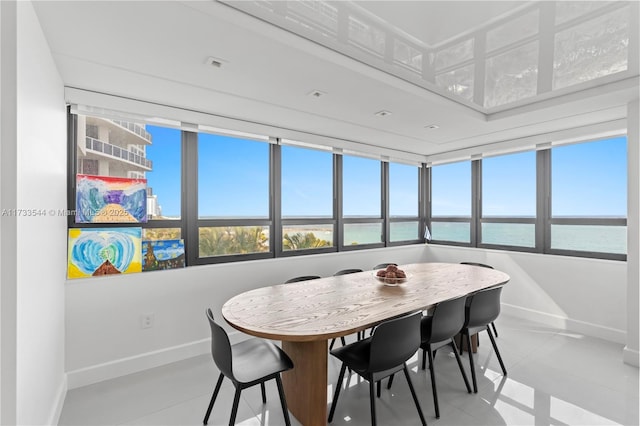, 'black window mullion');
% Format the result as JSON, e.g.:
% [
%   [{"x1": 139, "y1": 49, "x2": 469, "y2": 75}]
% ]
[
  {"x1": 382, "y1": 161, "x2": 390, "y2": 245},
  {"x1": 272, "y1": 142, "x2": 283, "y2": 257},
  {"x1": 183, "y1": 130, "x2": 198, "y2": 266},
  {"x1": 537, "y1": 149, "x2": 550, "y2": 253},
  {"x1": 471, "y1": 159, "x2": 481, "y2": 246},
  {"x1": 335, "y1": 154, "x2": 344, "y2": 249}
]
